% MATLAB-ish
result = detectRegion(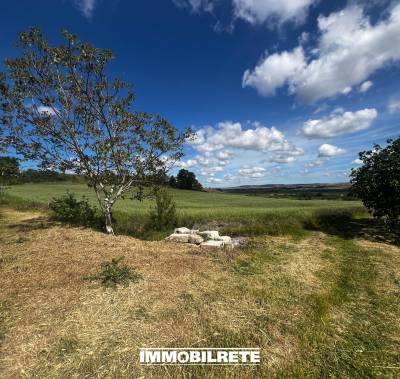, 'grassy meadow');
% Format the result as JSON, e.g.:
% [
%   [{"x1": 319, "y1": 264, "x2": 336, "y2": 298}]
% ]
[
  {"x1": 8, "y1": 182, "x2": 365, "y2": 238},
  {"x1": 1, "y1": 182, "x2": 399, "y2": 378}
]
